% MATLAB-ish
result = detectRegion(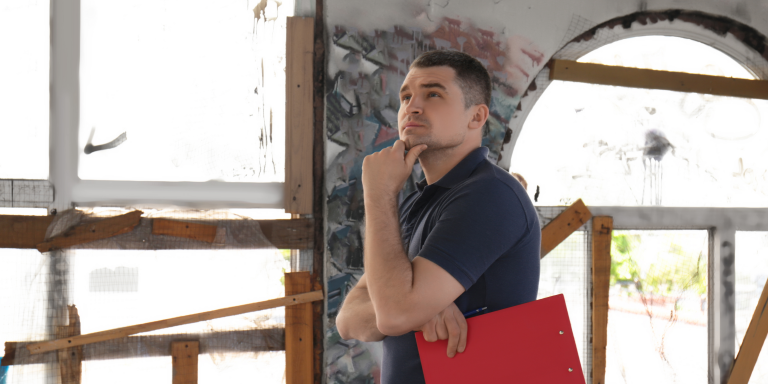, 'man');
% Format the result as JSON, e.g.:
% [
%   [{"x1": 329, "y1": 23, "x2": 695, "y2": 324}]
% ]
[{"x1": 335, "y1": 50, "x2": 540, "y2": 383}]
